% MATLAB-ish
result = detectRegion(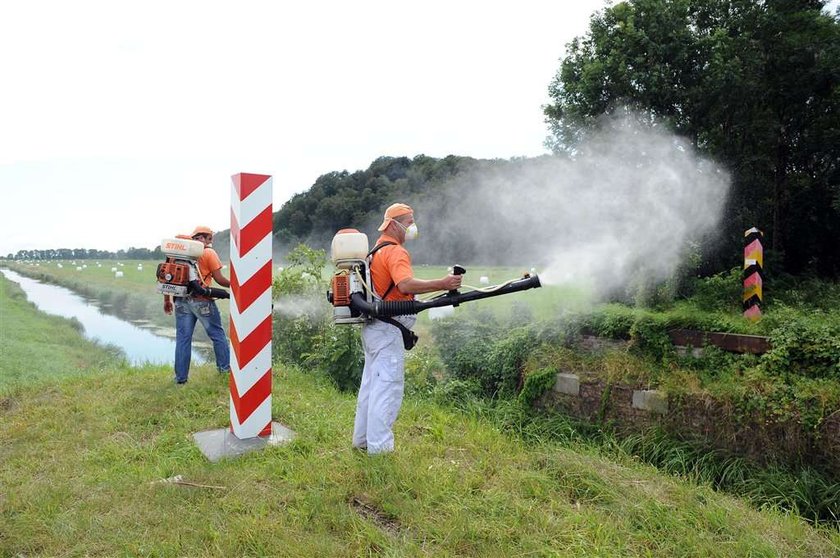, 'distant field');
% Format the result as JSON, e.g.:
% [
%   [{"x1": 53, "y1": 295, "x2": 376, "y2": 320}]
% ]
[
  {"x1": 5, "y1": 260, "x2": 593, "y2": 323},
  {"x1": 6, "y1": 258, "x2": 207, "y2": 293}
]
